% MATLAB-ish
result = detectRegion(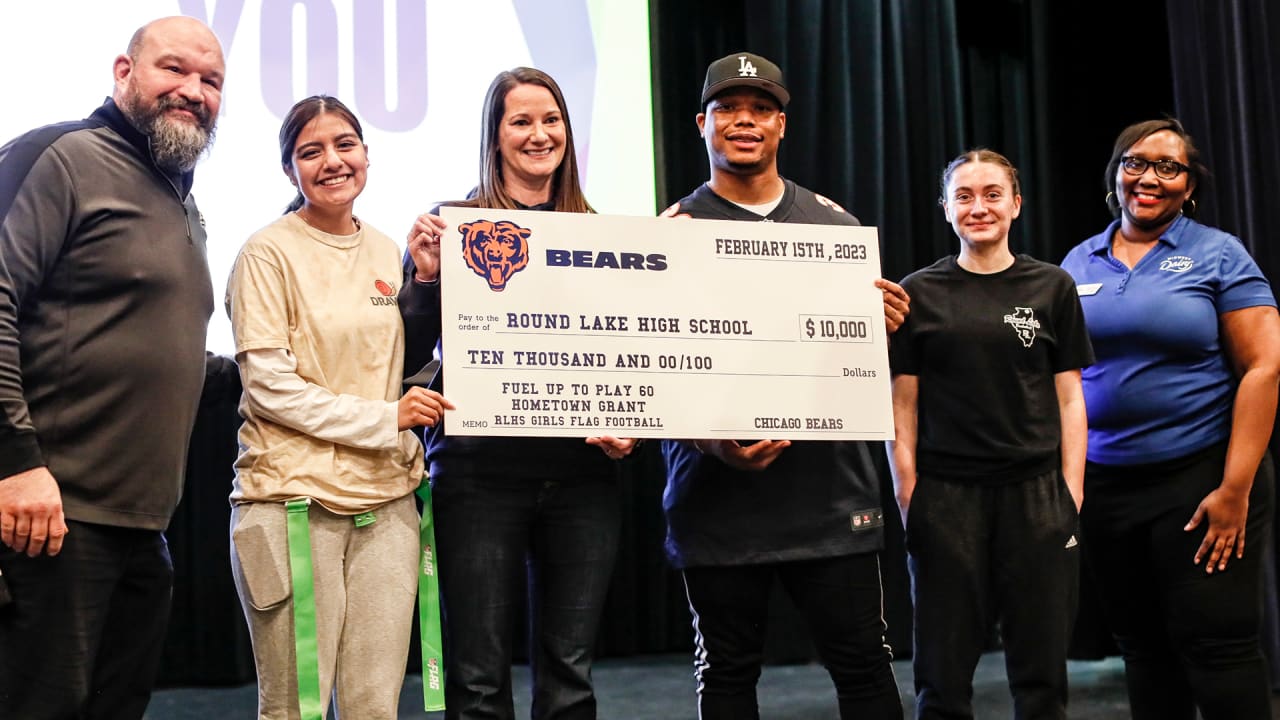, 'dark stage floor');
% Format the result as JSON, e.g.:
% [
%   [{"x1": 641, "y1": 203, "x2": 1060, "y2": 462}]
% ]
[{"x1": 144, "y1": 651, "x2": 1280, "y2": 719}]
